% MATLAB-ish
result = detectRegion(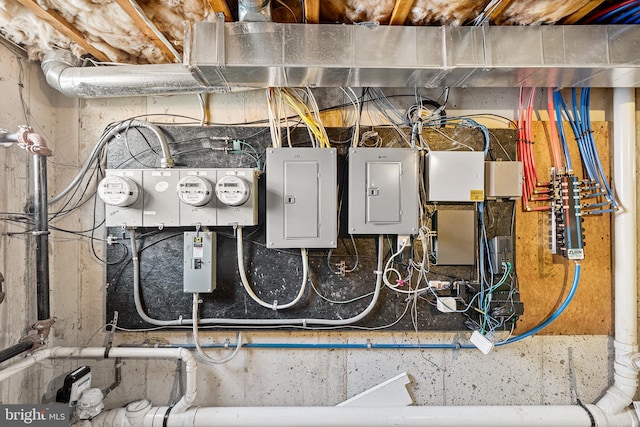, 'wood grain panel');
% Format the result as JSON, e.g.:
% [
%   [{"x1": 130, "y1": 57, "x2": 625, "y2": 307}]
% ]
[{"x1": 515, "y1": 121, "x2": 612, "y2": 335}]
